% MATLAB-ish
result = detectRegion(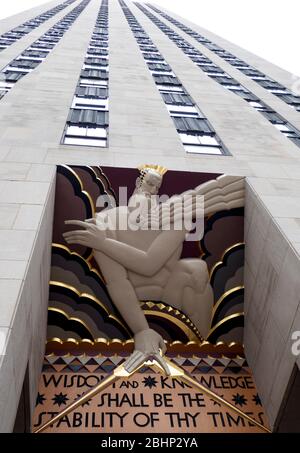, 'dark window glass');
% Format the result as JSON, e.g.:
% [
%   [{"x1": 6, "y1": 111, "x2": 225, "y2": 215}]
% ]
[
  {"x1": 80, "y1": 69, "x2": 108, "y2": 80},
  {"x1": 139, "y1": 46, "x2": 158, "y2": 52},
  {"x1": 173, "y1": 116, "x2": 213, "y2": 134},
  {"x1": 134, "y1": 32, "x2": 148, "y2": 38},
  {"x1": 278, "y1": 94, "x2": 300, "y2": 105},
  {"x1": 3, "y1": 71, "x2": 26, "y2": 81},
  {"x1": 10, "y1": 59, "x2": 39, "y2": 69},
  {"x1": 162, "y1": 92, "x2": 194, "y2": 106},
  {"x1": 241, "y1": 69, "x2": 264, "y2": 77},
  {"x1": 202, "y1": 65, "x2": 224, "y2": 74},
  {"x1": 67, "y1": 109, "x2": 109, "y2": 126},
  {"x1": 76, "y1": 86, "x2": 108, "y2": 98},
  {"x1": 85, "y1": 57, "x2": 108, "y2": 66},
  {"x1": 289, "y1": 136, "x2": 300, "y2": 146},
  {"x1": 31, "y1": 42, "x2": 54, "y2": 49},
  {"x1": 234, "y1": 90, "x2": 259, "y2": 102},
  {"x1": 211, "y1": 76, "x2": 239, "y2": 85},
  {"x1": 147, "y1": 63, "x2": 171, "y2": 71},
  {"x1": 259, "y1": 80, "x2": 285, "y2": 90},
  {"x1": 143, "y1": 52, "x2": 164, "y2": 60},
  {"x1": 22, "y1": 50, "x2": 47, "y2": 58},
  {"x1": 153, "y1": 75, "x2": 181, "y2": 85},
  {"x1": 0, "y1": 39, "x2": 12, "y2": 46},
  {"x1": 88, "y1": 48, "x2": 108, "y2": 56},
  {"x1": 260, "y1": 111, "x2": 285, "y2": 123}
]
